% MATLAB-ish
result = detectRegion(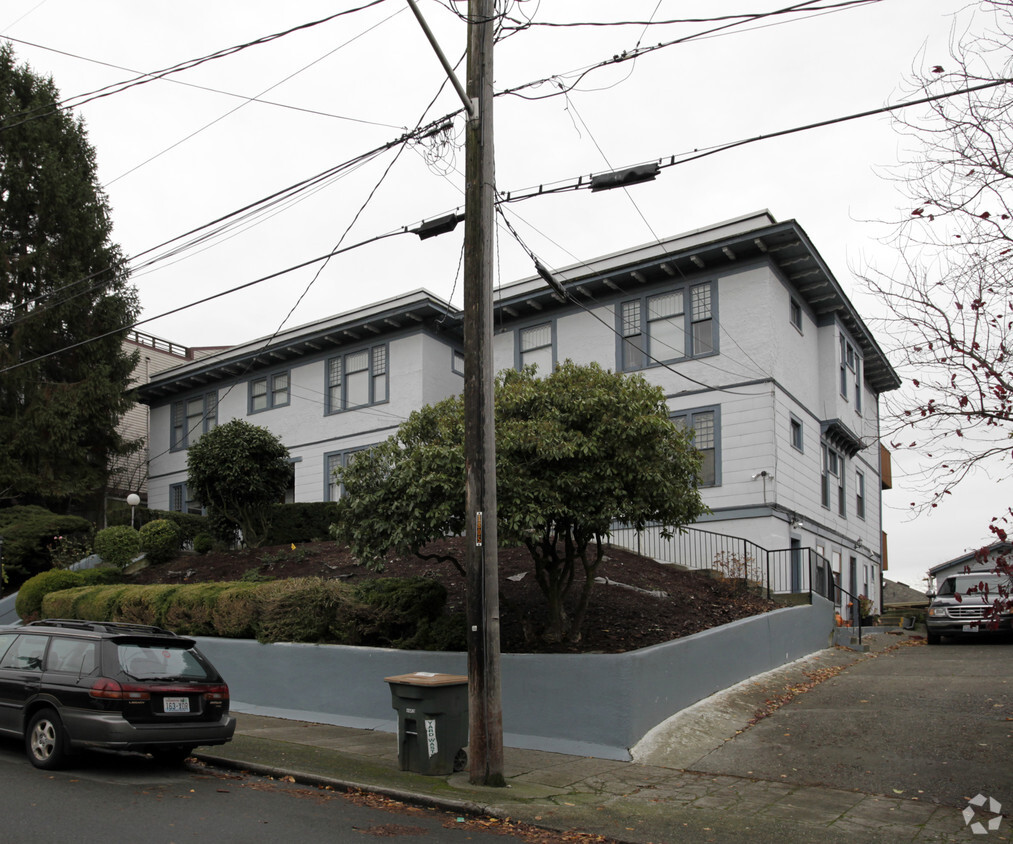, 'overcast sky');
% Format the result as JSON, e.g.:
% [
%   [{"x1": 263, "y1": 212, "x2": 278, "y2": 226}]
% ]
[{"x1": 2, "y1": 0, "x2": 996, "y2": 590}]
